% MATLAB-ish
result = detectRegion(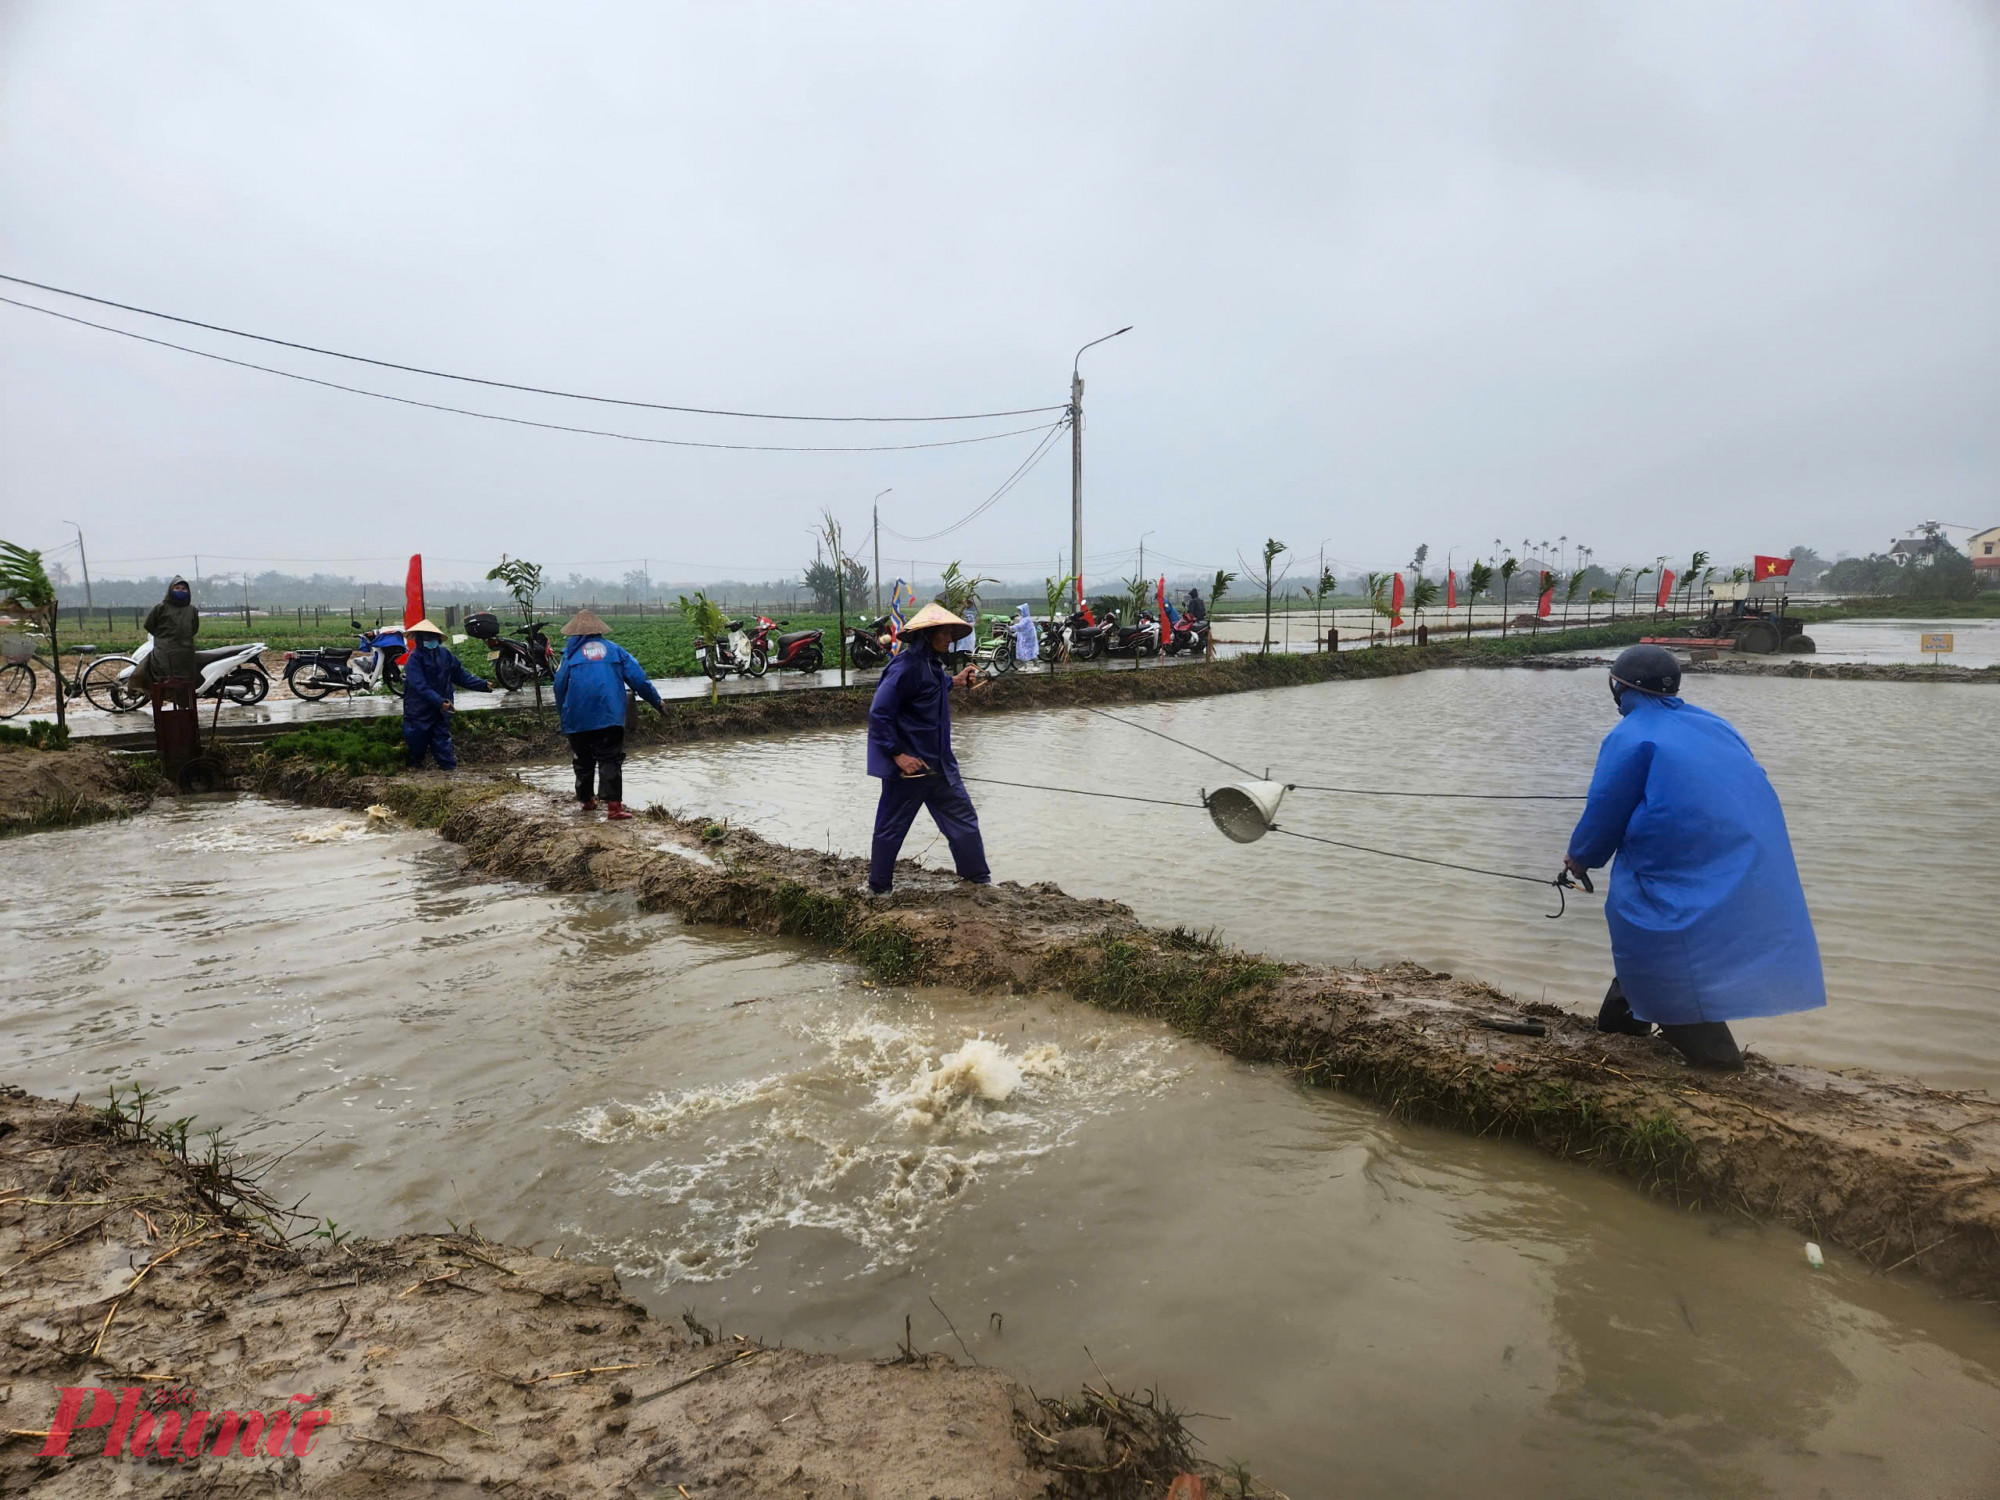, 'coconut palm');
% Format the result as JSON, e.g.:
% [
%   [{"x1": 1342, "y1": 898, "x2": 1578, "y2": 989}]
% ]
[
  {"x1": 1464, "y1": 560, "x2": 1494, "y2": 639},
  {"x1": 1365, "y1": 571, "x2": 1391, "y2": 645},
  {"x1": 677, "y1": 590, "x2": 731, "y2": 702},
  {"x1": 0, "y1": 541, "x2": 64, "y2": 730},
  {"x1": 1497, "y1": 557, "x2": 1520, "y2": 638},
  {"x1": 1239, "y1": 540, "x2": 1289, "y2": 654},
  {"x1": 1043, "y1": 574, "x2": 1073, "y2": 662},
  {"x1": 1206, "y1": 568, "x2": 1236, "y2": 659},
  {"x1": 1564, "y1": 568, "x2": 1587, "y2": 628}
]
